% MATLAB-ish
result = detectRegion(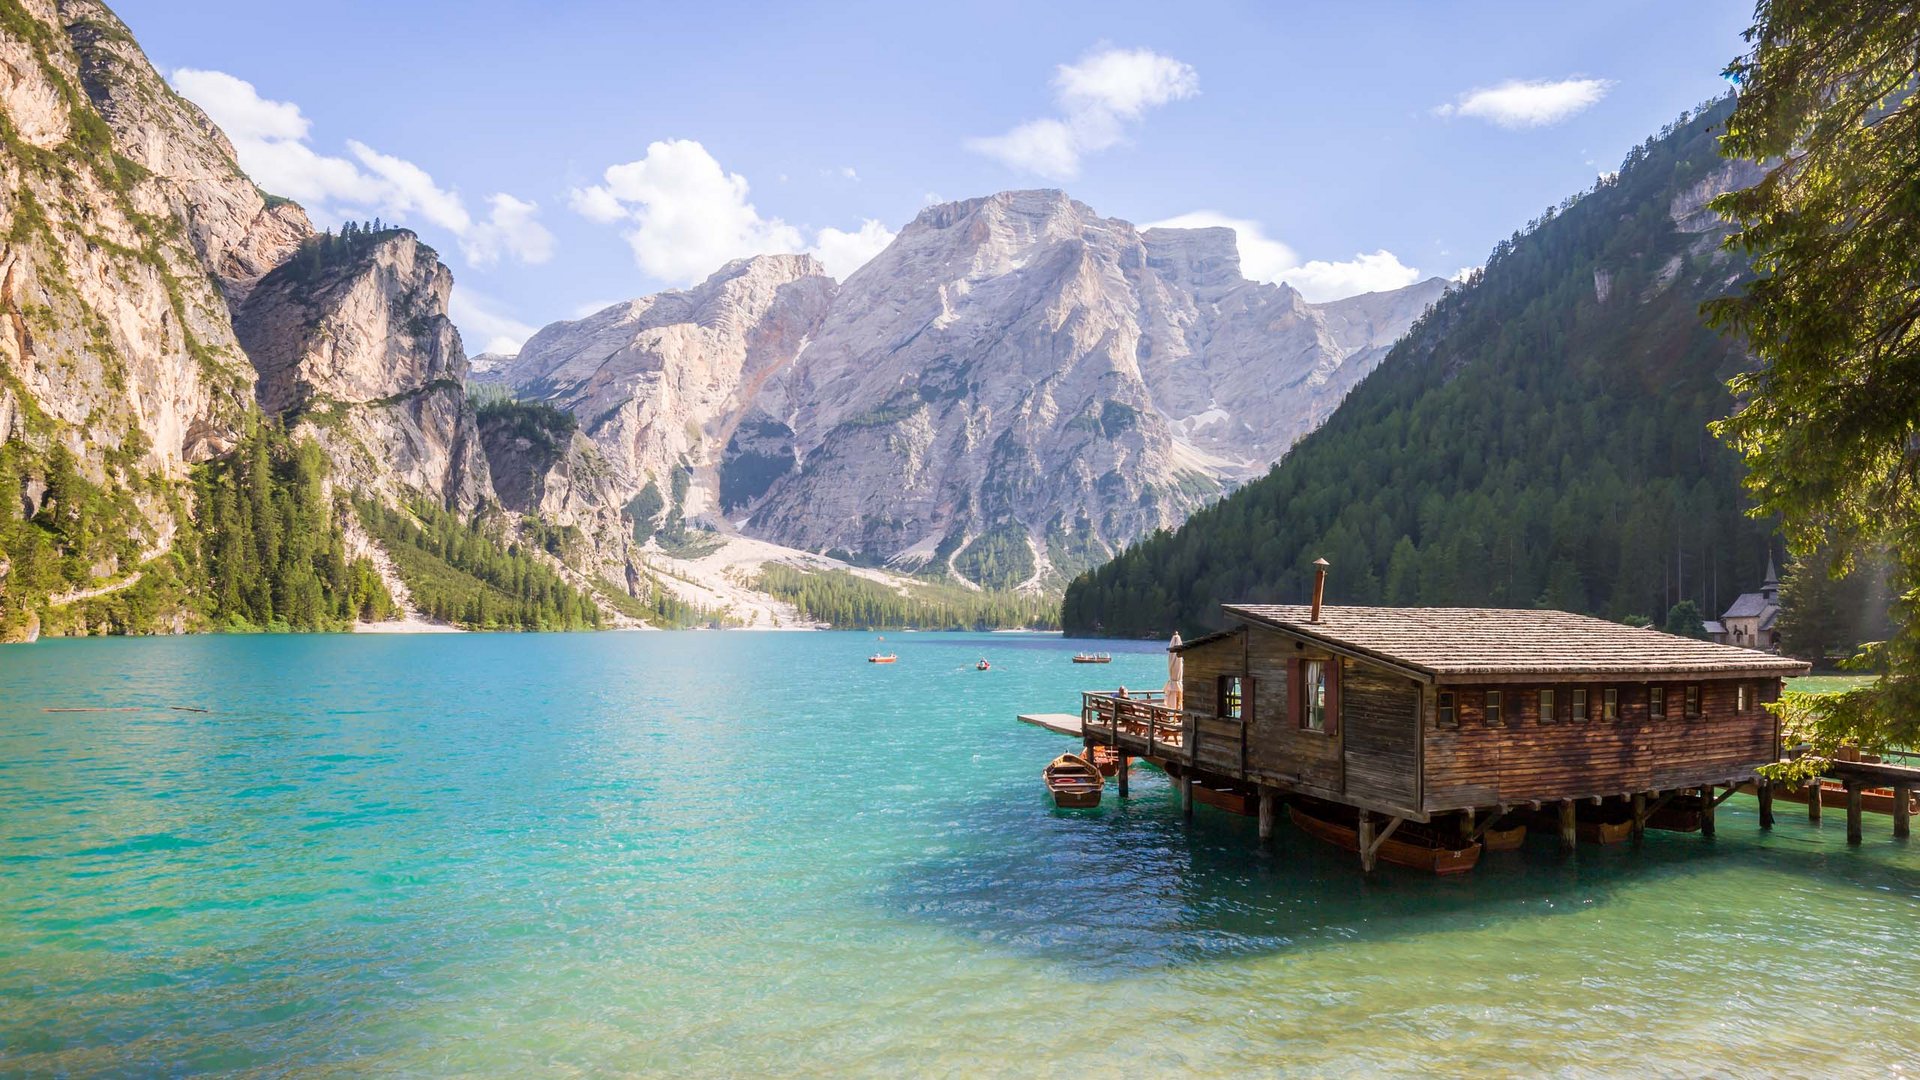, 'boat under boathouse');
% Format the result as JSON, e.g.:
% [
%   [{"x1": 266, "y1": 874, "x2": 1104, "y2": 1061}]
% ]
[{"x1": 1077, "y1": 578, "x2": 1812, "y2": 872}]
